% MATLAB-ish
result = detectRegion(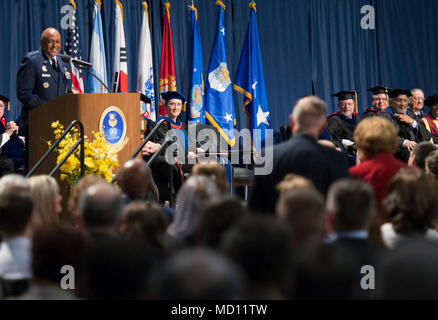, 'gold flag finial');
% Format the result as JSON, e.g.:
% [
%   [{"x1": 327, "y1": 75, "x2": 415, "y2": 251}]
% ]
[
  {"x1": 96, "y1": 0, "x2": 102, "y2": 10},
  {"x1": 216, "y1": 0, "x2": 226, "y2": 11},
  {"x1": 188, "y1": 1, "x2": 198, "y2": 20},
  {"x1": 249, "y1": 1, "x2": 256, "y2": 13}
]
